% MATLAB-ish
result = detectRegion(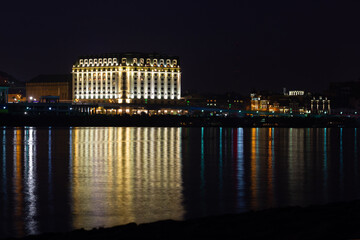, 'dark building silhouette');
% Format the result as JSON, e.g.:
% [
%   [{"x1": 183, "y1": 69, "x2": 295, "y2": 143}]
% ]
[{"x1": 329, "y1": 81, "x2": 360, "y2": 110}]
